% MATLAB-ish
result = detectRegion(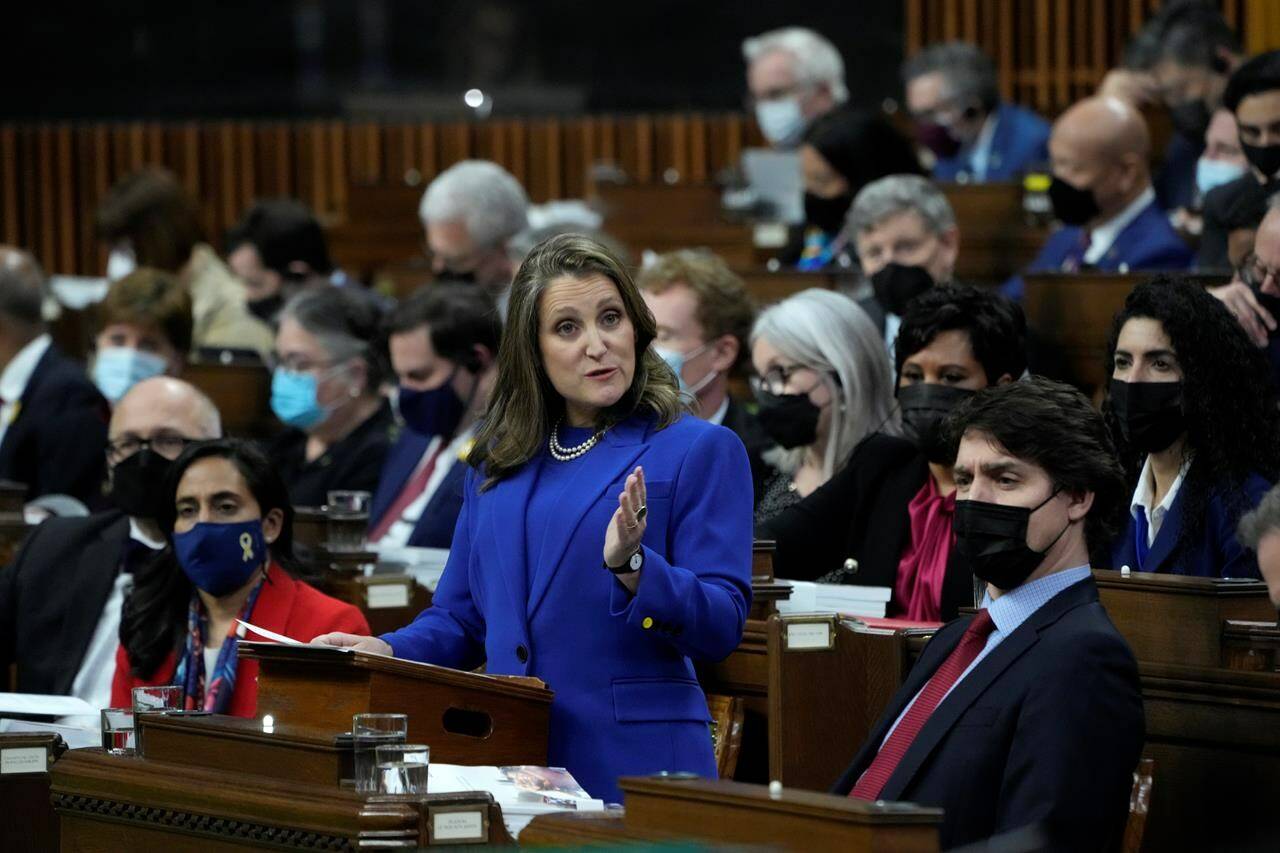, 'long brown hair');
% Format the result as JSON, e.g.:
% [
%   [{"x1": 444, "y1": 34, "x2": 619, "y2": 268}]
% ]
[{"x1": 468, "y1": 233, "x2": 684, "y2": 488}]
